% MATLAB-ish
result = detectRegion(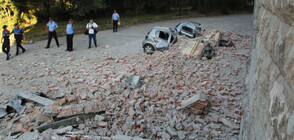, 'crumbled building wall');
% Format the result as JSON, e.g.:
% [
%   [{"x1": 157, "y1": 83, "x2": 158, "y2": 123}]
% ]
[{"x1": 241, "y1": 0, "x2": 294, "y2": 139}]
